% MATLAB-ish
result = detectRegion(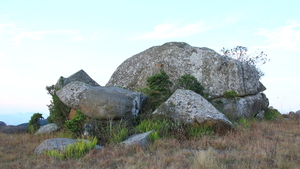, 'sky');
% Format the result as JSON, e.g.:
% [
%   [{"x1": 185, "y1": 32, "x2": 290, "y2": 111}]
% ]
[{"x1": 0, "y1": 0, "x2": 299, "y2": 125}]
